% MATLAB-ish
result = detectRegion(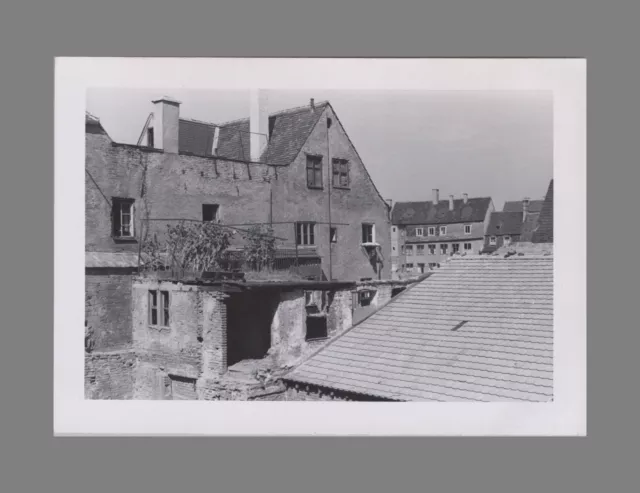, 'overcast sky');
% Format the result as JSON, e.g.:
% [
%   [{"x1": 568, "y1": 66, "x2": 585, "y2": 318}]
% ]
[{"x1": 87, "y1": 89, "x2": 553, "y2": 210}]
